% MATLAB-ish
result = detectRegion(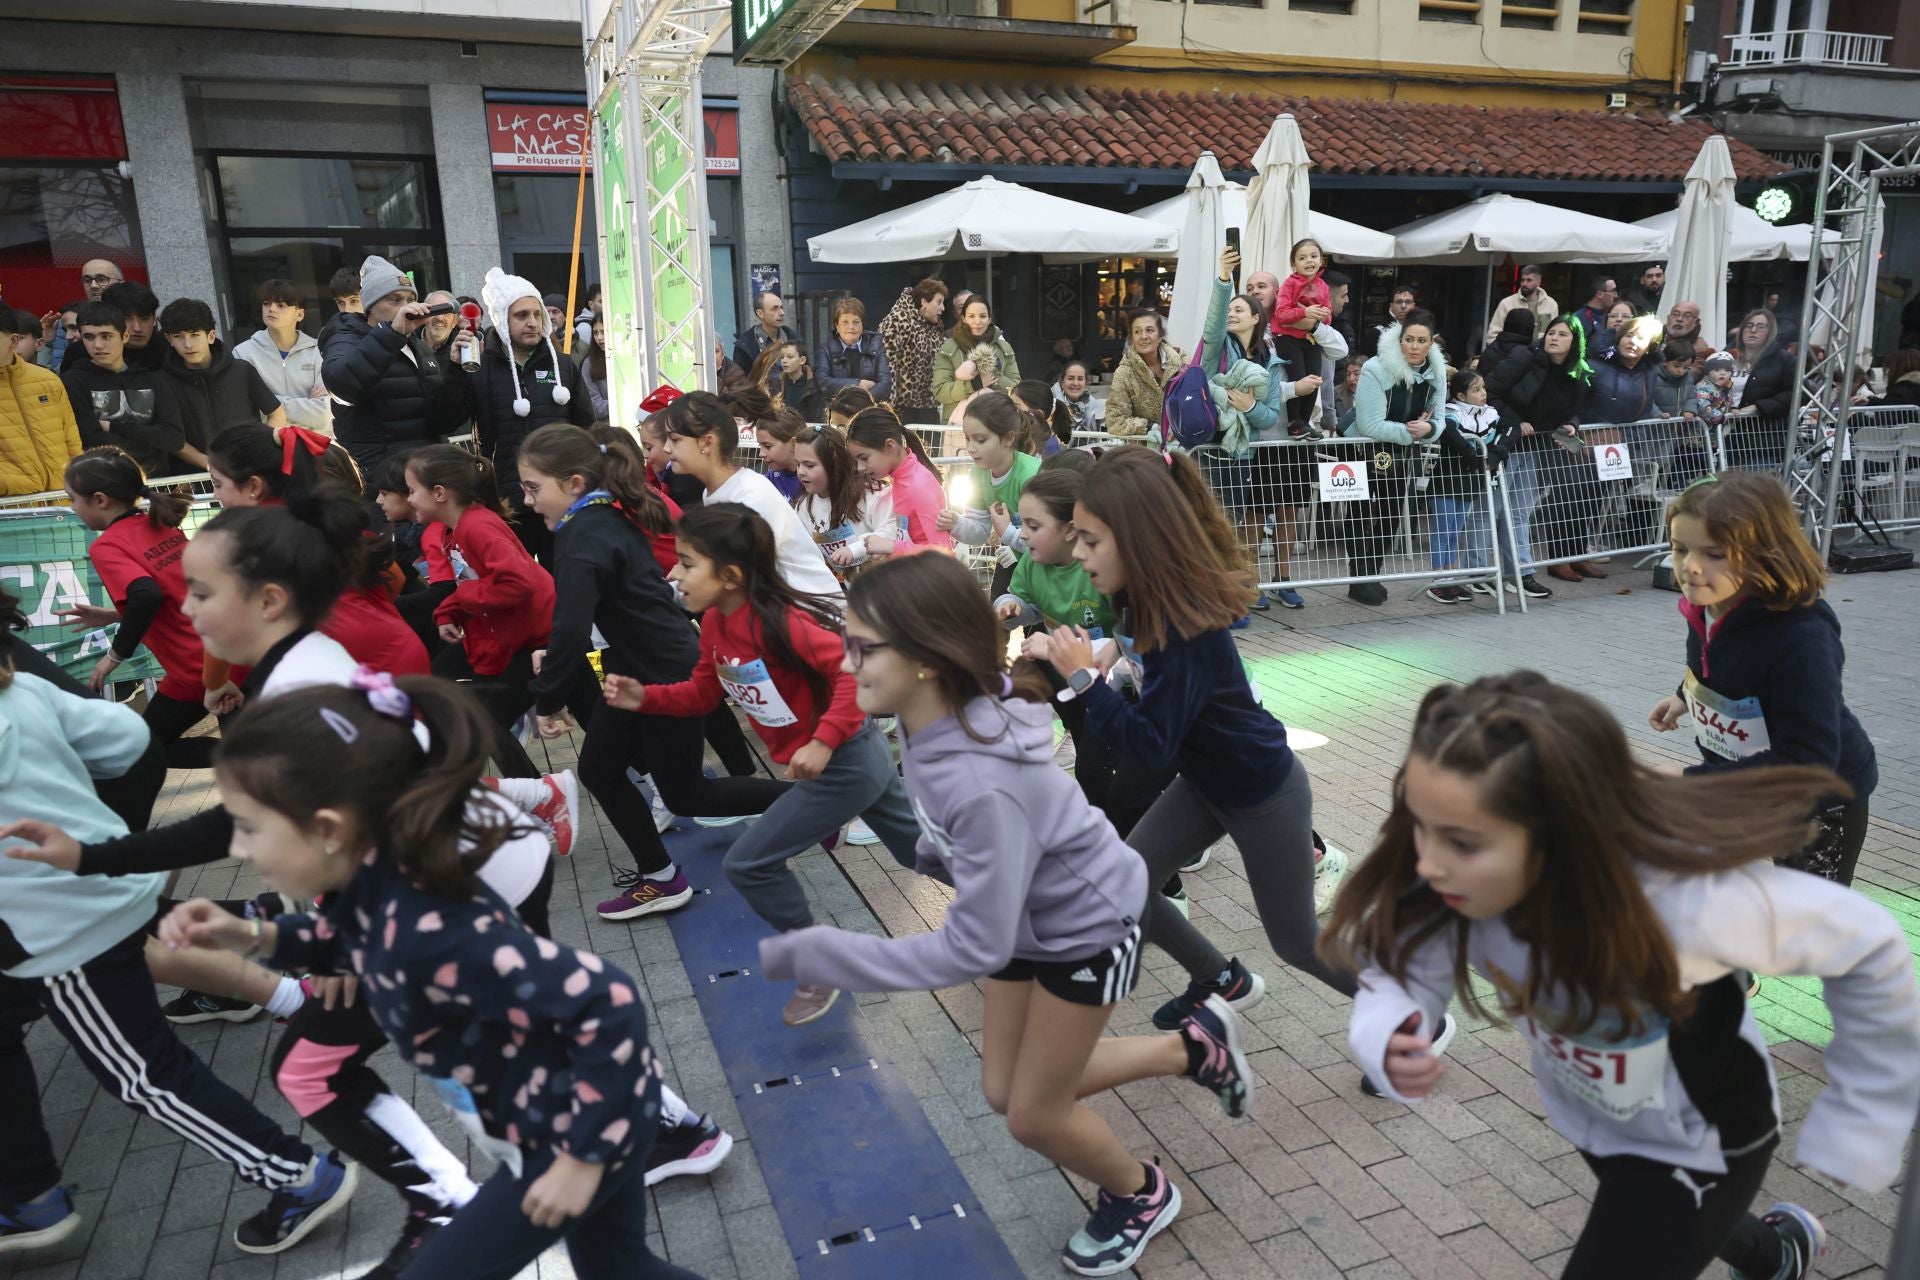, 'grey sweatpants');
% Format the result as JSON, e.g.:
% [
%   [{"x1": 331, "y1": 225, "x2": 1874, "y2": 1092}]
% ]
[
  {"x1": 724, "y1": 721, "x2": 921, "y2": 933},
  {"x1": 1128, "y1": 760, "x2": 1357, "y2": 999}
]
